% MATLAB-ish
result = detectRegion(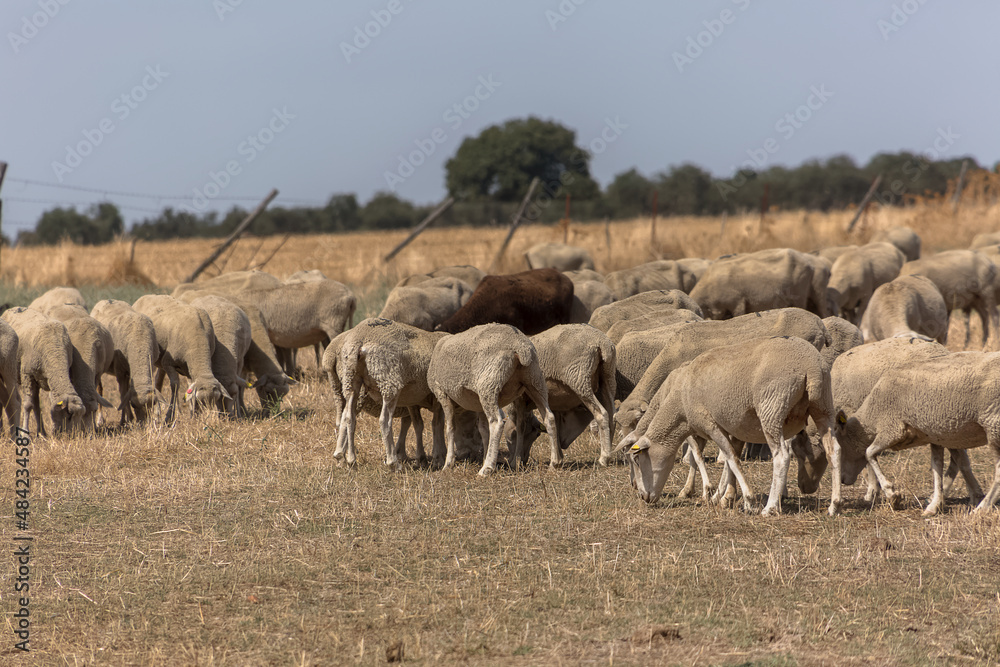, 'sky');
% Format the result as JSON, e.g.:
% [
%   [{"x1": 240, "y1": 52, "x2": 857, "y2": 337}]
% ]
[{"x1": 1, "y1": 1, "x2": 996, "y2": 236}]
